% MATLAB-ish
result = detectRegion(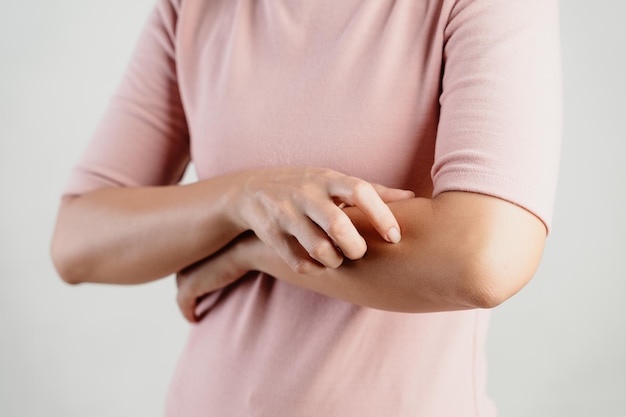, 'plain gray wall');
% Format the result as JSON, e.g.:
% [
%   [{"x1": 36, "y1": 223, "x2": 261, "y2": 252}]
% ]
[{"x1": 1, "y1": 1, "x2": 624, "y2": 416}]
